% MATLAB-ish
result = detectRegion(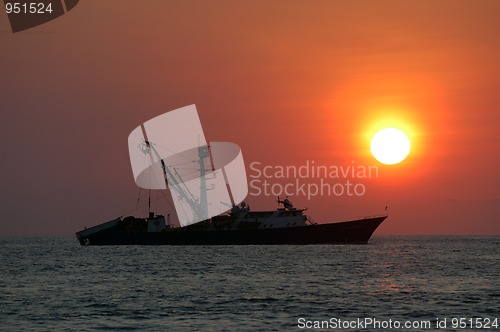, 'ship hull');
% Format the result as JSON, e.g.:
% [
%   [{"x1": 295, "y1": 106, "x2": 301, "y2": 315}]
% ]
[{"x1": 76, "y1": 216, "x2": 386, "y2": 245}]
